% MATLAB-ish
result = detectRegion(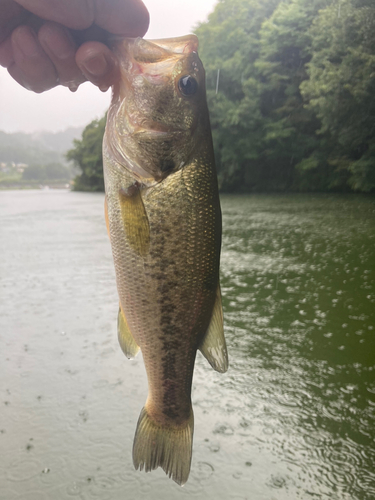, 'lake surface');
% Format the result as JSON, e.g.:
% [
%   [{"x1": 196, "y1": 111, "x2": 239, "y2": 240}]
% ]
[{"x1": 0, "y1": 190, "x2": 374, "y2": 500}]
